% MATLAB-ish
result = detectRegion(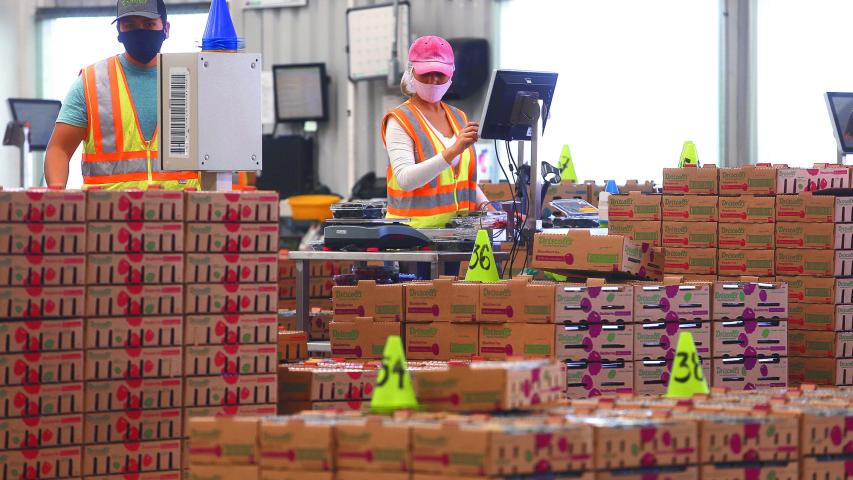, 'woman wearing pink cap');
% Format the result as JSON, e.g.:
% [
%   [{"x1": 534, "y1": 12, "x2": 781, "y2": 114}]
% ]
[{"x1": 381, "y1": 35, "x2": 491, "y2": 229}]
